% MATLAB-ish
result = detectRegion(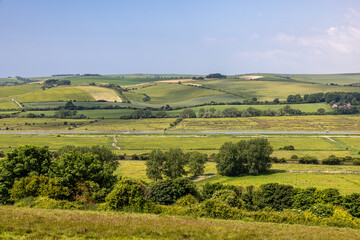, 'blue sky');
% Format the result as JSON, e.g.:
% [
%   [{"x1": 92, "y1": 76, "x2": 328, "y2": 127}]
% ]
[{"x1": 1, "y1": 0, "x2": 360, "y2": 77}]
